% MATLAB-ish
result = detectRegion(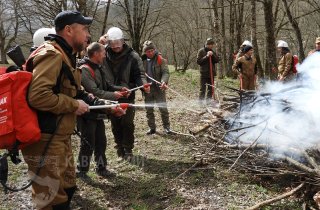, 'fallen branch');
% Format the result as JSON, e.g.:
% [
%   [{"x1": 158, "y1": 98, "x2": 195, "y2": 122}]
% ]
[
  {"x1": 276, "y1": 154, "x2": 320, "y2": 176},
  {"x1": 302, "y1": 151, "x2": 320, "y2": 173},
  {"x1": 217, "y1": 143, "x2": 268, "y2": 150},
  {"x1": 246, "y1": 182, "x2": 305, "y2": 210},
  {"x1": 228, "y1": 122, "x2": 267, "y2": 170},
  {"x1": 189, "y1": 124, "x2": 211, "y2": 135},
  {"x1": 170, "y1": 130, "x2": 196, "y2": 139}
]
